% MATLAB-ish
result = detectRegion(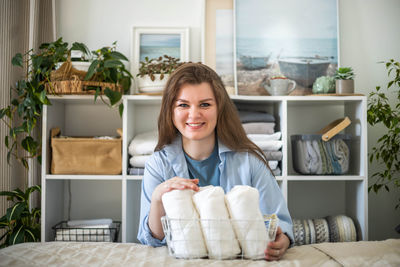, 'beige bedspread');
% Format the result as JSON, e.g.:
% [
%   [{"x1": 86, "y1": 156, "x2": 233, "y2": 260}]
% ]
[{"x1": 0, "y1": 239, "x2": 399, "y2": 267}]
